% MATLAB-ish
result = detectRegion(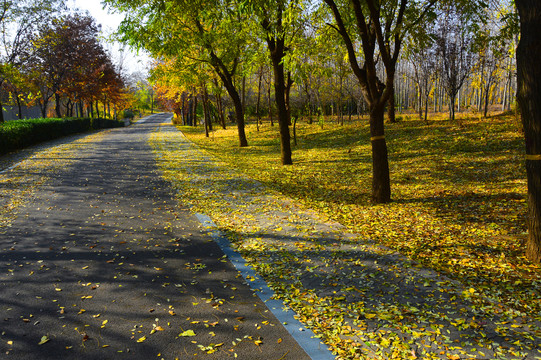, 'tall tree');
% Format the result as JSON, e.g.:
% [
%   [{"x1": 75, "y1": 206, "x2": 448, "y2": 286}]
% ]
[
  {"x1": 246, "y1": 0, "x2": 310, "y2": 165},
  {"x1": 246, "y1": 2, "x2": 289, "y2": 163},
  {"x1": 516, "y1": 0, "x2": 541, "y2": 262},
  {"x1": 106, "y1": 0, "x2": 250, "y2": 147},
  {"x1": 405, "y1": 22, "x2": 438, "y2": 123},
  {"x1": 25, "y1": 14, "x2": 118, "y2": 118},
  {"x1": 435, "y1": 3, "x2": 478, "y2": 122},
  {"x1": 321, "y1": 0, "x2": 438, "y2": 203},
  {"x1": 0, "y1": 0, "x2": 64, "y2": 122}
]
